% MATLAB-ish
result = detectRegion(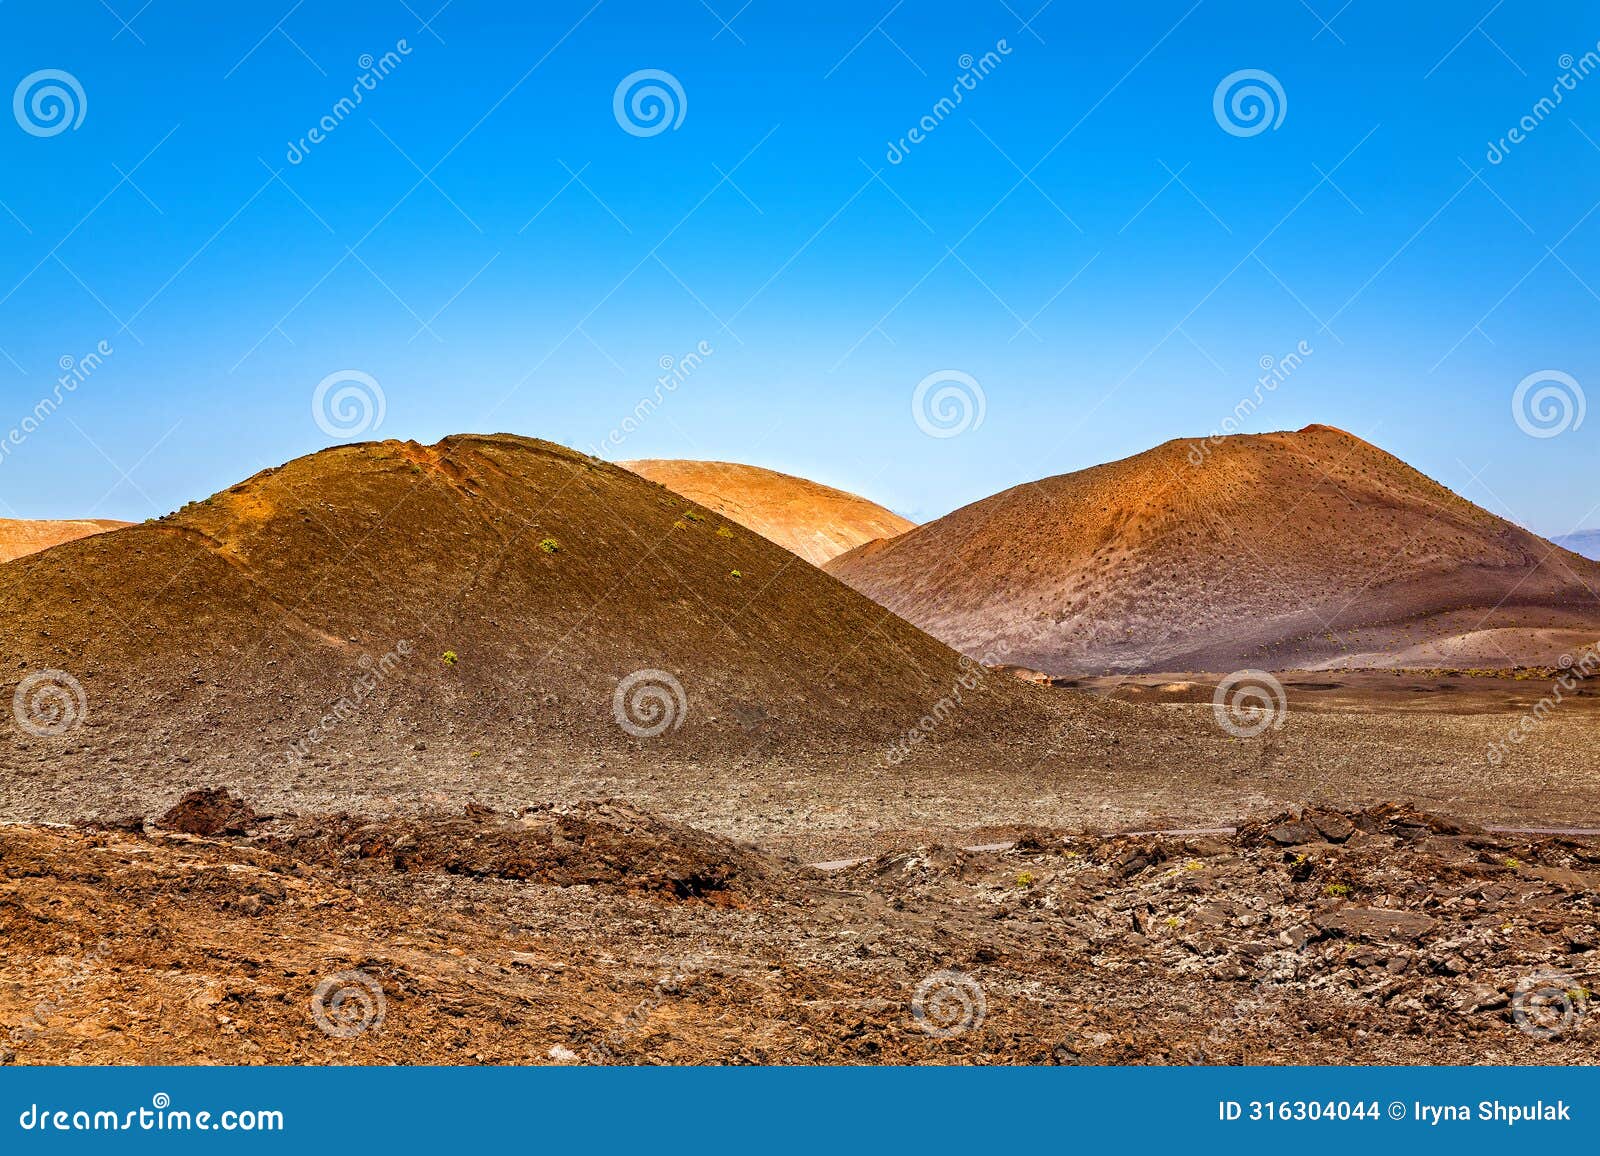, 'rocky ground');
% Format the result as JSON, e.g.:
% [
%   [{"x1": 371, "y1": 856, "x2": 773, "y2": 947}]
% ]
[{"x1": 4, "y1": 792, "x2": 1596, "y2": 1065}]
